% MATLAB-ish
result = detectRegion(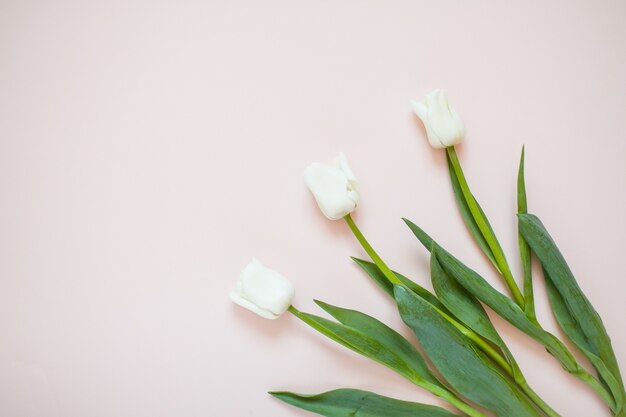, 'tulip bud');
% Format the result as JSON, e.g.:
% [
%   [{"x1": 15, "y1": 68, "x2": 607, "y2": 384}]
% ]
[
  {"x1": 230, "y1": 259, "x2": 295, "y2": 319},
  {"x1": 304, "y1": 152, "x2": 359, "y2": 220},
  {"x1": 412, "y1": 89, "x2": 465, "y2": 149}
]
